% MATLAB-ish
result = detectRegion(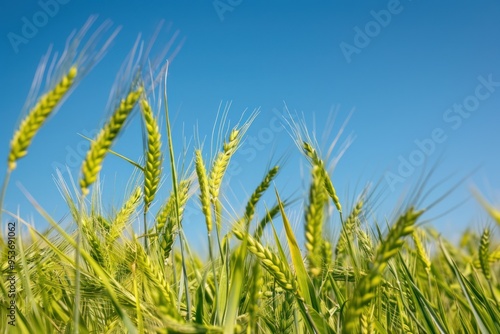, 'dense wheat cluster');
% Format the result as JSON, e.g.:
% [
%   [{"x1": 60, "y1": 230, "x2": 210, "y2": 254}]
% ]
[{"x1": 1, "y1": 25, "x2": 499, "y2": 334}]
